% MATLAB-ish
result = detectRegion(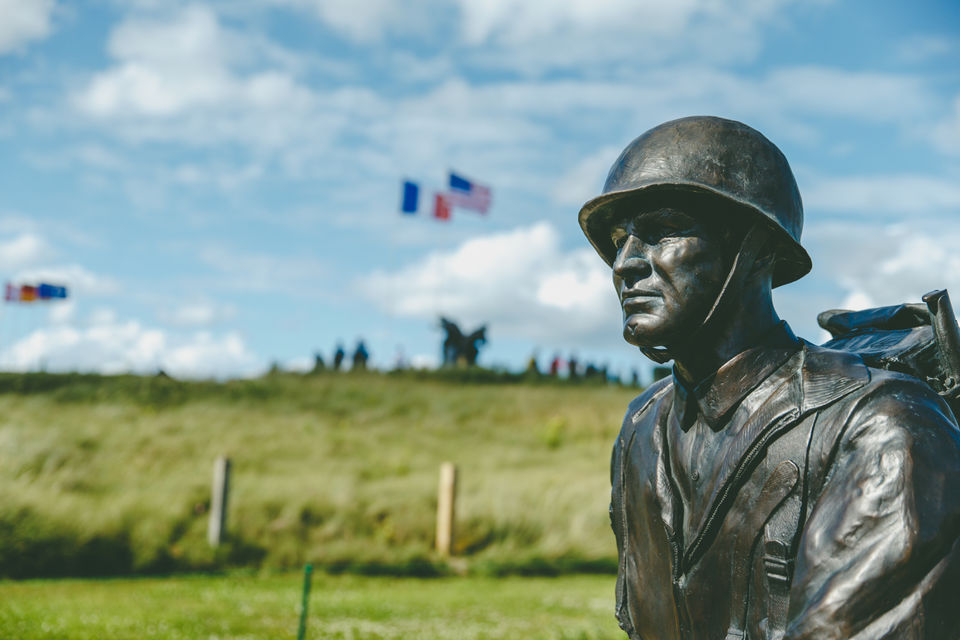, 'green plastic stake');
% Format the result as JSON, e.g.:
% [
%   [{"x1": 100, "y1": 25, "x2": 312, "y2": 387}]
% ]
[{"x1": 297, "y1": 563, "x2": 313, "y2": 640}]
